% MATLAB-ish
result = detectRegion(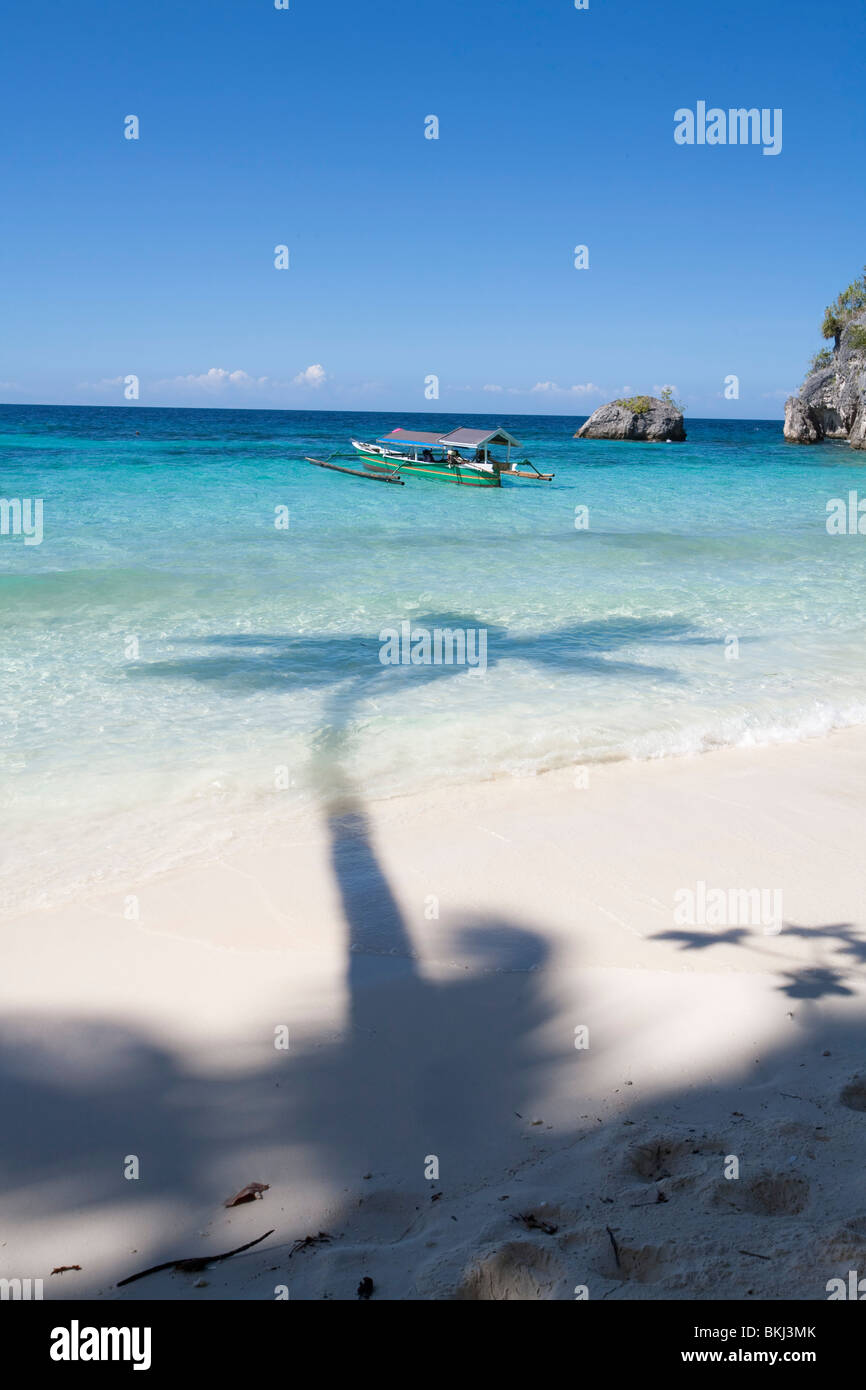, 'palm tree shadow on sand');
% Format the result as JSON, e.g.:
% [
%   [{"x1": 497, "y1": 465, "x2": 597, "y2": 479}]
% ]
[
  {"x1": 116, "y1": 609, "x2": 701, "y2": 1184},
  {"x1": 156, "y1": 605, "x2": 717, "y2": 1190},
  {"x1": 5, "y1": 616, "x2": 863, "y2": 1298},
  {"x1": 124, "y1": 623, "x2": 573, "y2": 1275},
  {"x1": 272, "y1": 670, "x2": 558, "y2": 1200}
]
